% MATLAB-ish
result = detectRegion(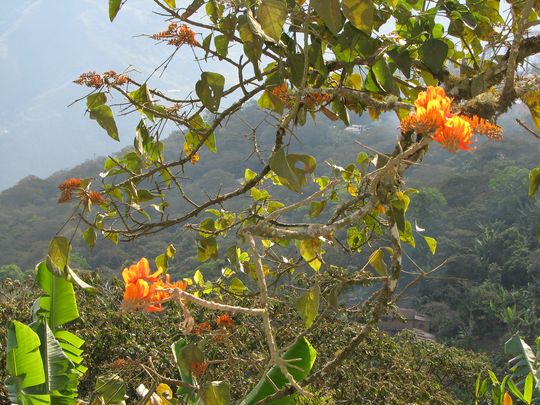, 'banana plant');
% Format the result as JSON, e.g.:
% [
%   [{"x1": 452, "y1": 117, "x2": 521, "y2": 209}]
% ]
[
  {"x1": 505, "y1": 334, "x2": 540, "y2": 403},
  {"x1": 476, "y1": 334, "x2": 540, "y2": 404},
  {"x1": 5, "y1": 260, "x2": 86, "y2": 404}
]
